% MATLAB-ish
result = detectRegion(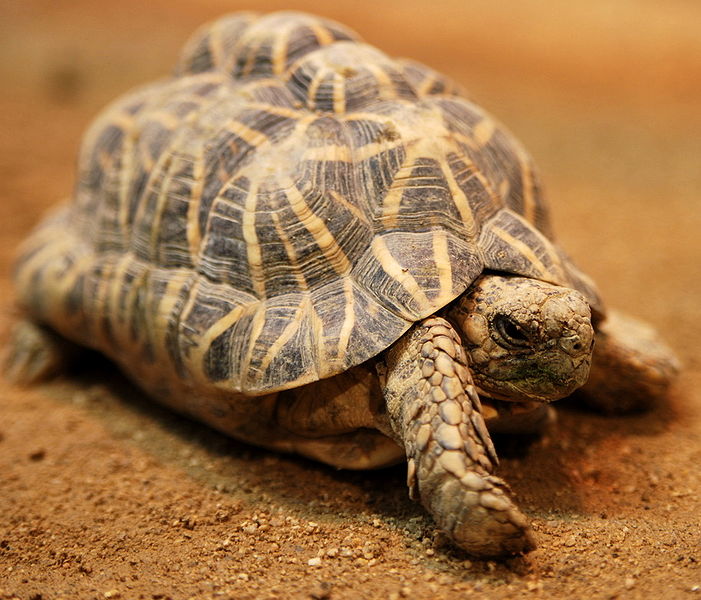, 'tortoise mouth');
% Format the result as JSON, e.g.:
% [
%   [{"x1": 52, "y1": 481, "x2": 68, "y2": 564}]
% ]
[{"x1": 474, "y1": 356, "x2": 591, "y2": 405}]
